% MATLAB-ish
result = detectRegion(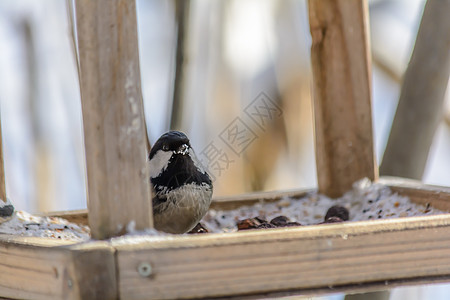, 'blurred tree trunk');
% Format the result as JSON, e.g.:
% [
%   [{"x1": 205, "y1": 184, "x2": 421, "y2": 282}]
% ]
[
  {"x1": 380, "y1": 0, "x2": 450, "y2": 179},
  {"x1": 170, "y1": 0, "x2": 191, "y2": 130},
  {"x1": 22, "y1": 19, "x2": 55, "y2": 212}
]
